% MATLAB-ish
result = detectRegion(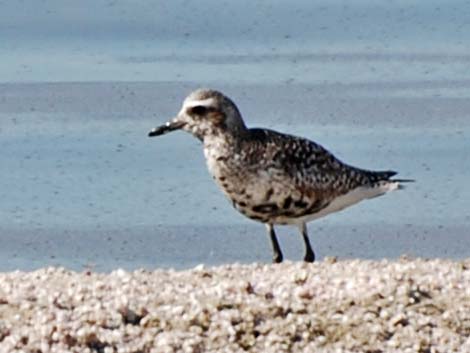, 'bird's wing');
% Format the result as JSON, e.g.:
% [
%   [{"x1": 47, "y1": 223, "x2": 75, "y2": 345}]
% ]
[{"x1": 241, "y1": 129, "x2": 395, "y2": 216}]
